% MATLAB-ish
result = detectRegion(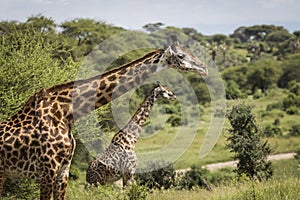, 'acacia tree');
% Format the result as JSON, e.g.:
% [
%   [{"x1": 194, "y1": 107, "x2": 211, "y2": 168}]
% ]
[
  {"x1": 246, "y1": 59, "x2": 281, "y2": 93},
  {"x1": 226, "y1": 103, "x2": 273, "y2": 181}
]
